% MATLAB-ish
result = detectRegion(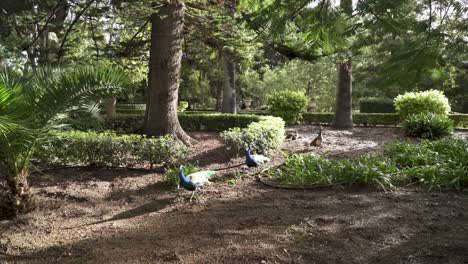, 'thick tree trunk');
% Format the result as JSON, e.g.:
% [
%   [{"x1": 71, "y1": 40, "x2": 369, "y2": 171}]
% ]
[
  {"x1": 215, "y1": 80, "x2": 223, "y2": 111},
  {"x1": 332, "y1": 0, "x2": 353, "y2": 129},
  {"x1": 144, "y1": 1, "x2": 194, "y2": 145},
  {"x1": 221, "y1": 51, "x2": 236, "y2": 113},
  {"x1": 1, "y1": 170, "x2": 36, "y2": 219},
  {"x1": 332, "y1": 59, "x2": 353, "y2": 129},
  {"x1": 104, "y1": 96, "x2": 116, "y2": 118},
  {"x1": 221, "y1": 0, "x2": 237, "y2": 114}
]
